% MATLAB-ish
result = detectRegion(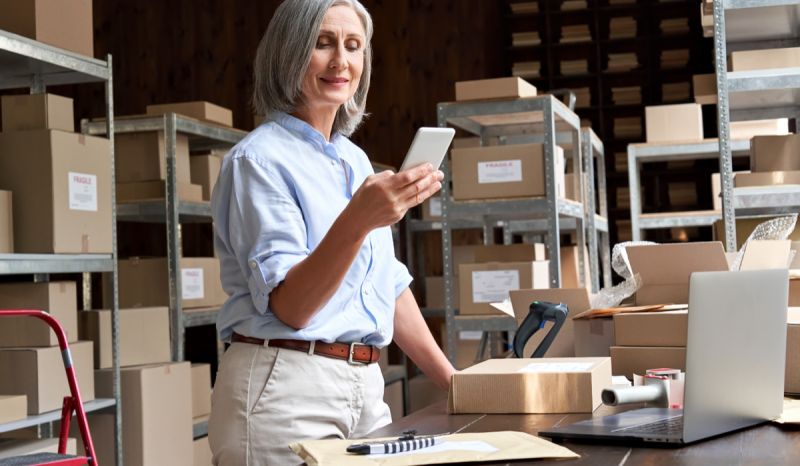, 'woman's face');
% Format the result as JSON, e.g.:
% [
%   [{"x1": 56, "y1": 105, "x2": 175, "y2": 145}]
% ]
[{"x1": 302, "y1": 5, "x2": 365, "y2": 112}]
